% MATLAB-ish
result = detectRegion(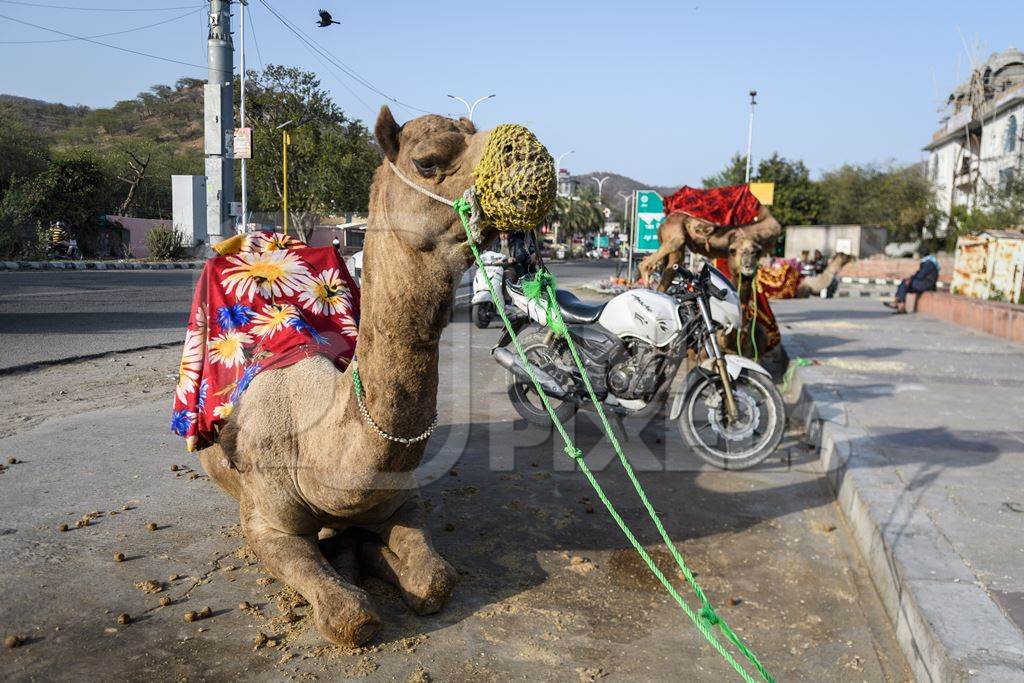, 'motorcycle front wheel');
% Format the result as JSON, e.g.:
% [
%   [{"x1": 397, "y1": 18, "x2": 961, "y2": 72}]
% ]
[
  {"x1": 678, "y1": 370, "x2": 785, "y2": 470},
  {"x1": 506, "y1": 333, "x2": 577, "y2": 426}
]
